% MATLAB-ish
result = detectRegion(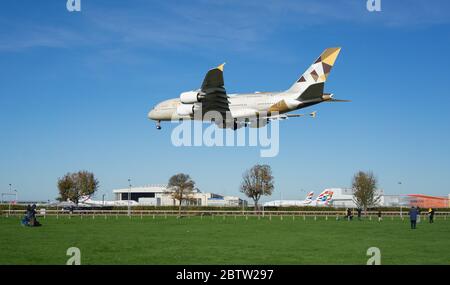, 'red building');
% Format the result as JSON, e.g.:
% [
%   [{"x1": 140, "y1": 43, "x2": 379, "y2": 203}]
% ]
[{"x1": 408, "y1": 194, "x2": 449, "y2": 208}]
